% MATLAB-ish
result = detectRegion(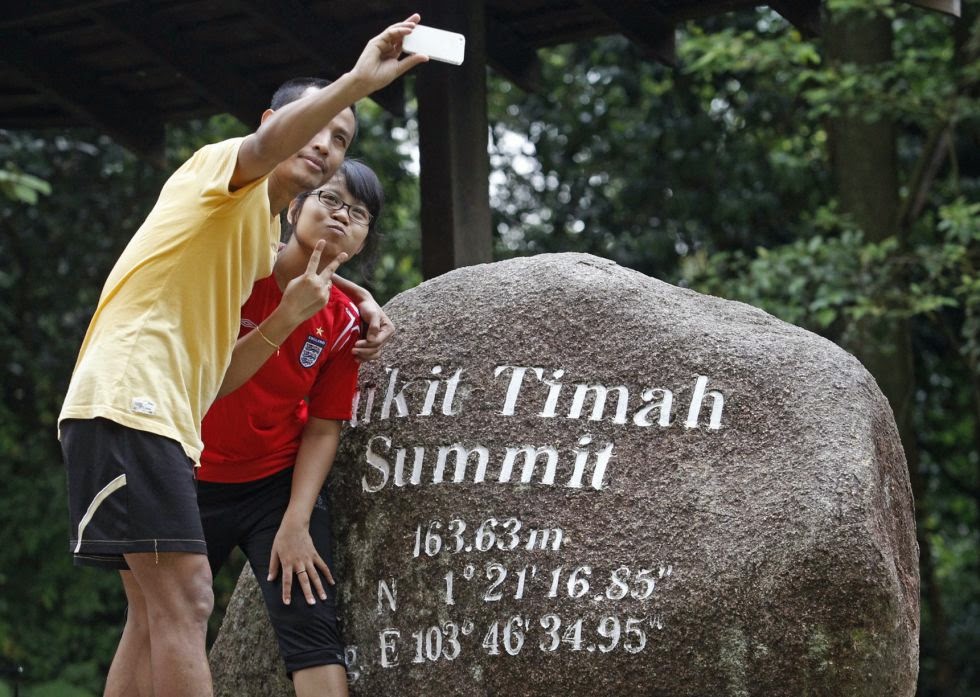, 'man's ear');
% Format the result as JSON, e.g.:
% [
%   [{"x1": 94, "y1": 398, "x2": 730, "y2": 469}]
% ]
[{"x1": 259, "y1": 108, "x2": 275, "y2": 124}]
